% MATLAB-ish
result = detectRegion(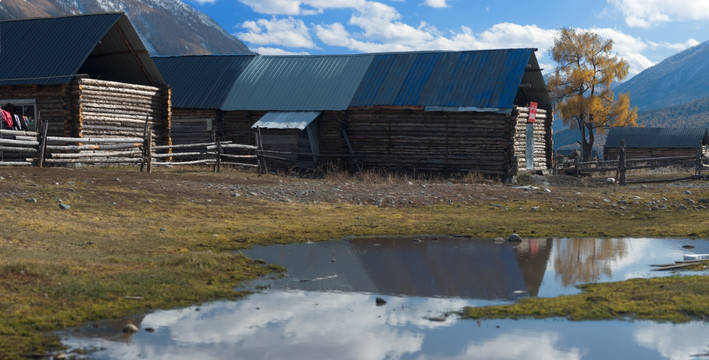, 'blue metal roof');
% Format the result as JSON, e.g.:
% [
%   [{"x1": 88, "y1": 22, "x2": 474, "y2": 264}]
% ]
[
  {"x1": 153, "y1": 55, "x2": 255, "y2": 109},
  {"x1": 0, "y1": 13, "x2": 164, "y2": 87},
  {"x1": 251, "y1": 112, "x2": 320, "y2": 130},
  {"x1": 350, "y1": 49, "x2": 548, "y2": 111},
  {"x1": 221, "y1": 54, "x2": 375, "y2": 111},
  {"x1": 605, "y1": 127, "x2": 709, "y2": 148}
]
